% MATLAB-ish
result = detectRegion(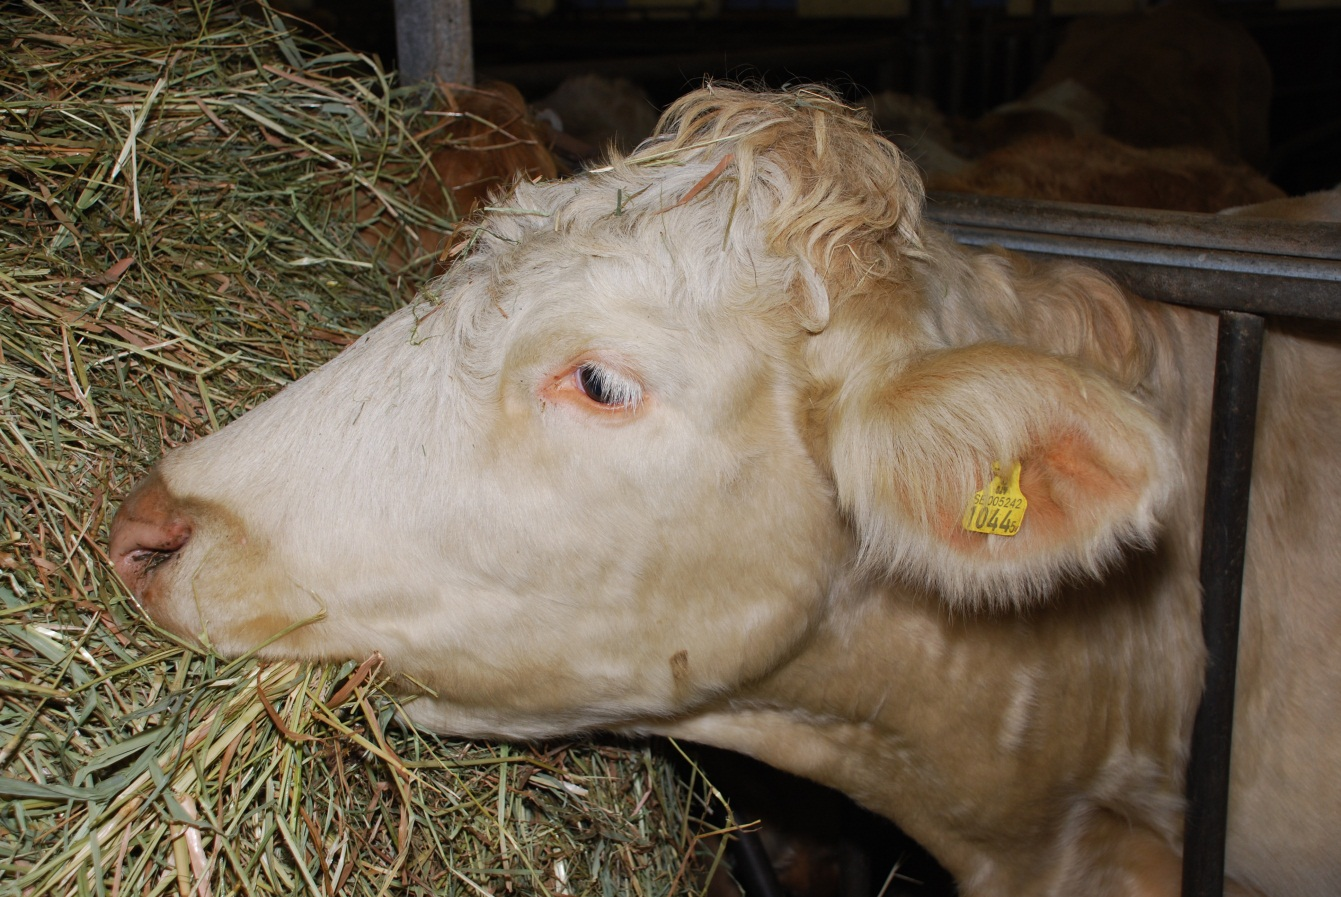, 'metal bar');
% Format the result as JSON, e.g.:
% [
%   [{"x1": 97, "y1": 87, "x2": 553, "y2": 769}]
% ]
[
  {"x1": 940, "y1": 227, "x2": 1341, "y2": 320},
  {"x1": 927, "y1": 193, "x2": 1341, "y2": 319},
  {"x1": 1181, "y1": 311, "x2": 1266, "y2": 897},
  {"x1": 941, "y1": 225, "x2": 1341, "y2": 282},
  {"x1": 928, "y1": 191, "x2": 1341, "y2": 262},
  {"x1": 731, "y1": 829, "x2": 789, "y2": 897},
  {"x1": 394, "y1": 0, "x2": 474, "y2": 87}
]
